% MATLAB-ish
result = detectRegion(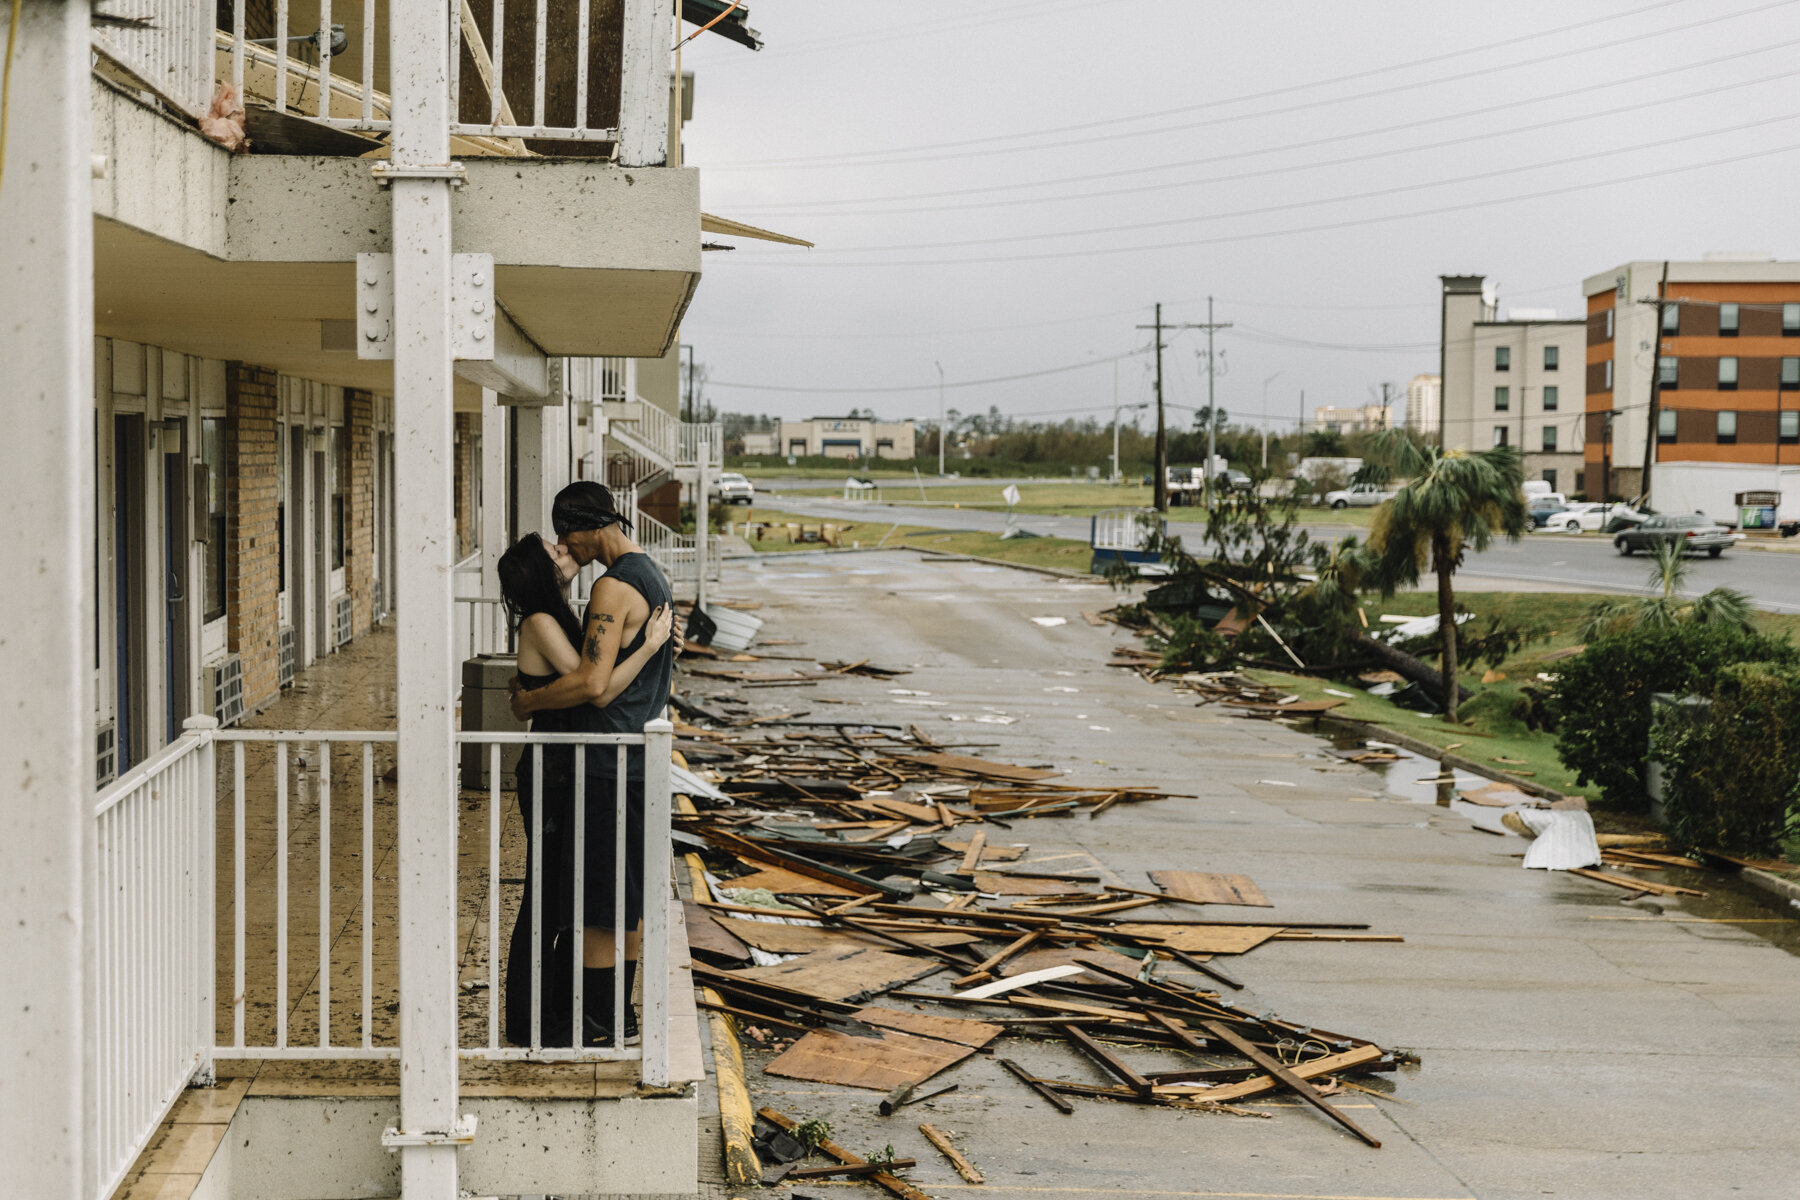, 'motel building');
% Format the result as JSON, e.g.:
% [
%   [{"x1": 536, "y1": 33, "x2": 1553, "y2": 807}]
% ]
[{"x1": 3, "y1": 3, "x2": 789, "y2": 1198}]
